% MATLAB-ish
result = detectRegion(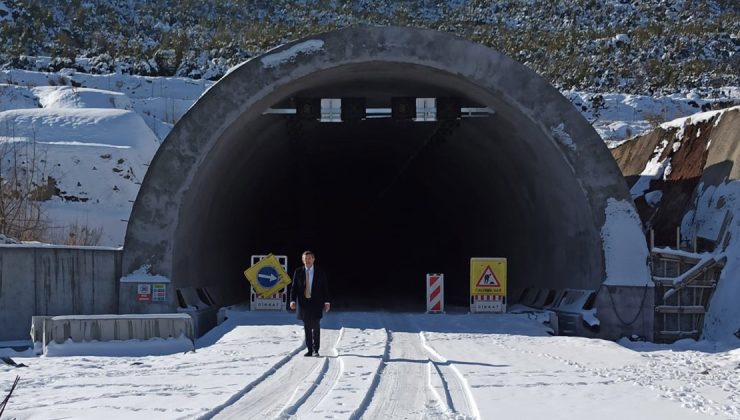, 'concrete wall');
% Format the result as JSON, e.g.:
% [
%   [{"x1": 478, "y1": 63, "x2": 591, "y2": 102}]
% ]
[
  {"x1": 43, "y1": 314, "x2": 194, "y2": 344},
  {"x1": 0, "y1": 245, "x2": 121, "y2": 341},
  {"x1": 593, "y1": 285, "x2": 655, "y2": 341}
]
